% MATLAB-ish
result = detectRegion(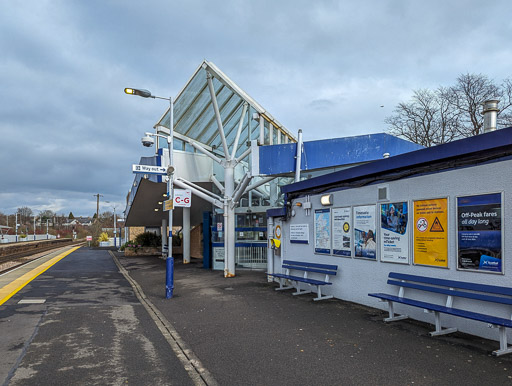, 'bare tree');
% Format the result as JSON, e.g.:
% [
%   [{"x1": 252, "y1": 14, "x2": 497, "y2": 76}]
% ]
[
  {"x1": 17, "y1": 207, "x2": 33, "y2": 224},
  {"x1": 385, "y1": 88, "x2": 459, "y2": 147},
  {"x1": 387, "y1": 73, "x2": 512, "y2": 146},
  {"x1": 448, "y1": 73, "x2": 500, "y2": 136}
]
